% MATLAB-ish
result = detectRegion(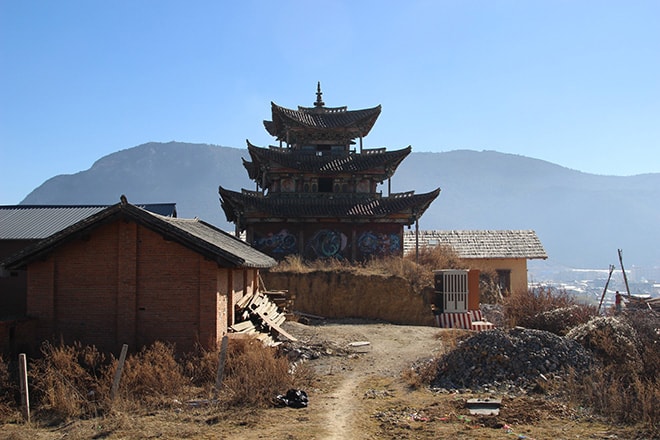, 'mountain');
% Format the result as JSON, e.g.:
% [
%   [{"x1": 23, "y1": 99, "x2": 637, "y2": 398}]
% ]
[{"x1": 20, "y1": 142, "x2": 660, "y2": 270}]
